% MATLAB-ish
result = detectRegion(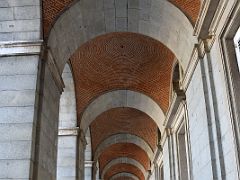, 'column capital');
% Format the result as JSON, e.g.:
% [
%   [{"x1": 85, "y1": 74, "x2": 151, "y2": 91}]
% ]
[
  {"x1": 166, "y1": 128, "x2": 174, "y2": 136},
  {"x1": 197, "y1": 35, "x2": 216, "y2": 58},
  {"x1": 202, "y1": 34, "x2": 216, "y2": 53}
]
